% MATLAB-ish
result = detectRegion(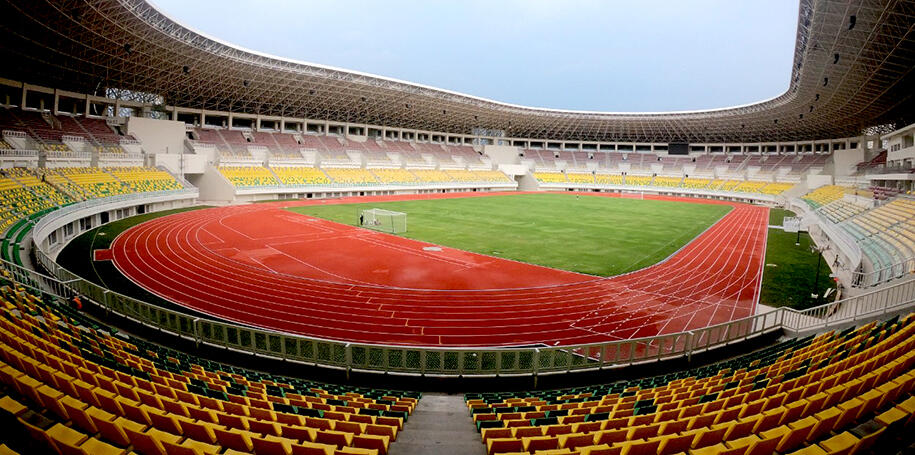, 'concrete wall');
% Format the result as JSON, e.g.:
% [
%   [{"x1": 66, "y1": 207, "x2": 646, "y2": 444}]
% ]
[
  {"x1": 126, "y1": 116, "x2": 187, "y2": 157},
  {"x1": 482, "y1": 145, "x2": 521, "y2": 165},
  {"x1": 806, "y1": 174, "x2": 833, "y2": 190},
  {"x1": 831, "y1": 147, "x2": 865, "y2": 176},
  {"x1": 189, "y1": 165, "x2": 236, "y2": 202},
  {"x1": 154, "y1": 153, "x2": 208, "y2": 175}
]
